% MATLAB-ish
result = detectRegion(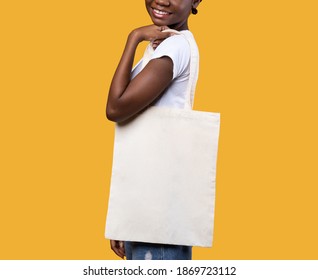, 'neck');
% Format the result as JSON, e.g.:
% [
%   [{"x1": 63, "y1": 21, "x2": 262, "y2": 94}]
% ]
[{"x1": 169, "y1": 20, "x2": 189, "y2": 31}]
